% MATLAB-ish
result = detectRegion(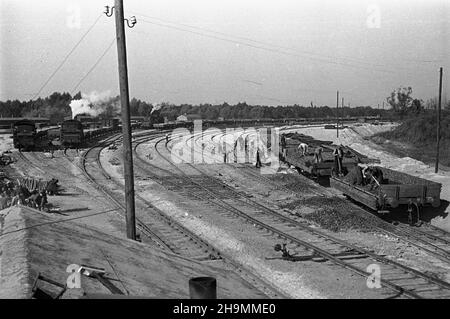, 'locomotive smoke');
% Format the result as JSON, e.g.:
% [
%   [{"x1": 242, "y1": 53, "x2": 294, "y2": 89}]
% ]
[
  {"x1": 150, "y1": 103, "x2": 162, "y2": 114},
  {"x1": 69, "y1": 90, "x2": 120, "y2": 118}
]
